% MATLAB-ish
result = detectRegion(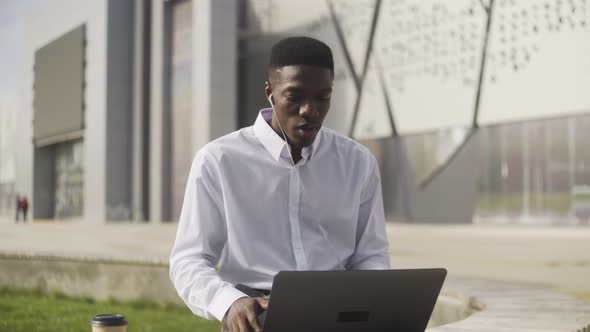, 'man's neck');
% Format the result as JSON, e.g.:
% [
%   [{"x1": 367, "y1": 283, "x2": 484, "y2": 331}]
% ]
[
  {"x1": 269, "y1": 116, "x2": 303, "y2": 164},
  {"x1": 290, "y1": 147, "x2": 302, "y2": 164}
]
